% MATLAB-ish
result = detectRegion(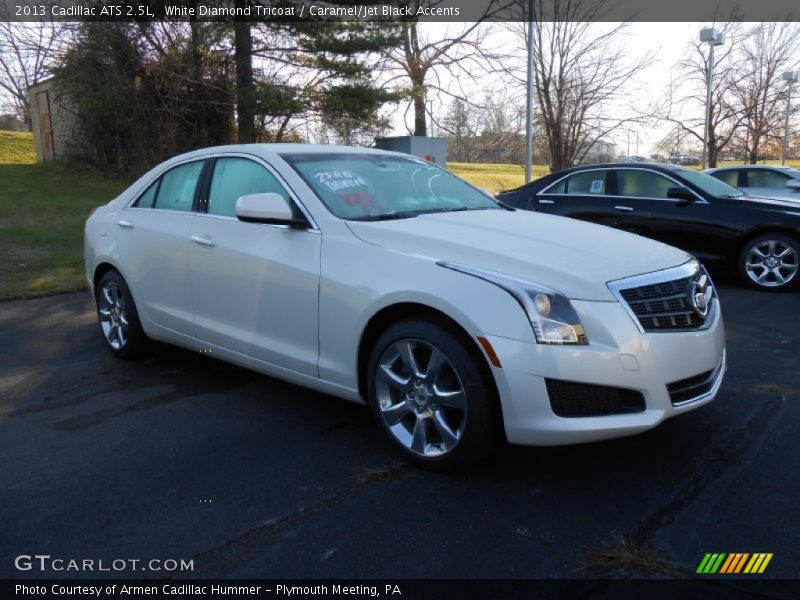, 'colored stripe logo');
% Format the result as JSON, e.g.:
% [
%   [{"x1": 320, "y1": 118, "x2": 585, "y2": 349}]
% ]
[{"x1": 696, "y1": 552, "x2": 773, "y2": 574}]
